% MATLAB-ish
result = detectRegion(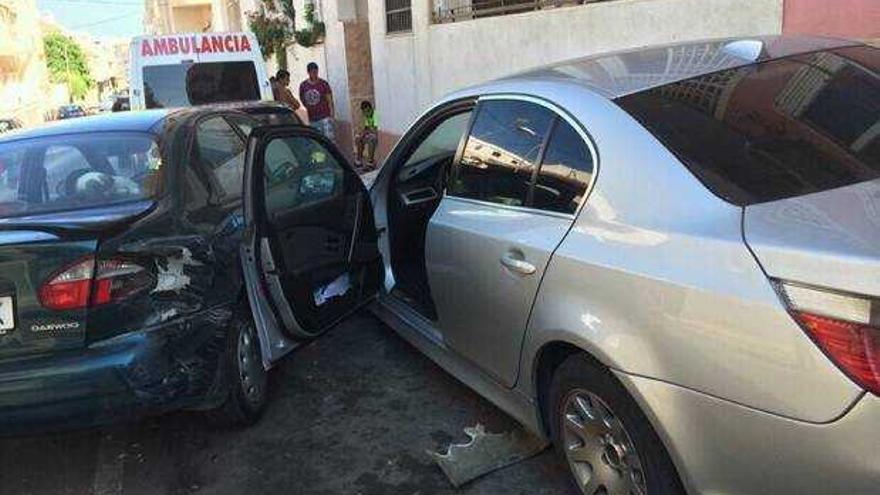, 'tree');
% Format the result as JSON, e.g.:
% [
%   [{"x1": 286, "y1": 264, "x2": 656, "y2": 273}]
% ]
[
  {"x1": 293, "y1": 3, "x2": 325, "y2": 48},
  {"x1": 247, "y1": 0, "x2": 324, "y2": 70},
  {"x1": 43, "y1": 32, "x2": 94, "y2": 102},
  {"x1": 247, "y1": 0, "x2": 295, "y2": 69}
]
